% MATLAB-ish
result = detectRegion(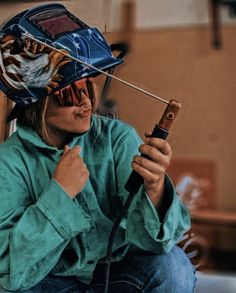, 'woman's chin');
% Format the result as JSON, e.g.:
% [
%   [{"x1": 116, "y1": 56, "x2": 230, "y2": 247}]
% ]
[{"x1": 73, "y1": 121, "x2": 91, "y2": 134}]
